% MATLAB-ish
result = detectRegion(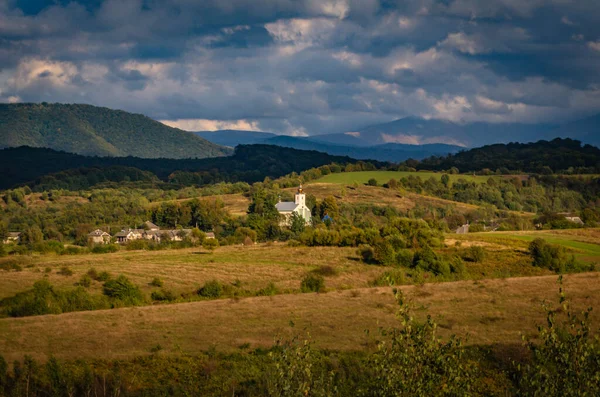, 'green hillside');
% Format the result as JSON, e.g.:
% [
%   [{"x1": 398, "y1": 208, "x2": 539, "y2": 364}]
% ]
[{"x1": 0, "y1": 103, "x2": 231, "y2": 159}]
